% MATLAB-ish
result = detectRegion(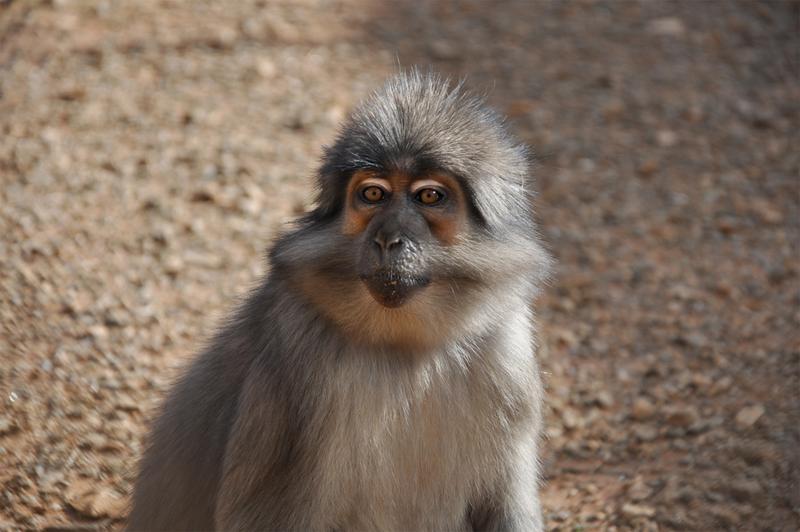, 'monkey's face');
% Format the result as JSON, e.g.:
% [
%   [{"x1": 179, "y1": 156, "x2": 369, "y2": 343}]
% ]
[
  {"x1": 343, "y1": 170, "x2": 470, "y2": 308},
  {"x1": 273, "y1": 164, "x2": 545, "y2": 351}
]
